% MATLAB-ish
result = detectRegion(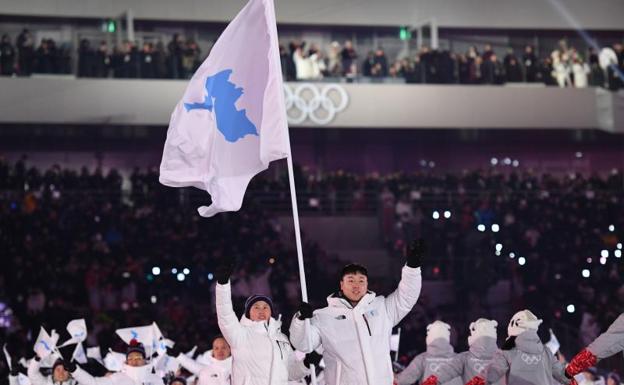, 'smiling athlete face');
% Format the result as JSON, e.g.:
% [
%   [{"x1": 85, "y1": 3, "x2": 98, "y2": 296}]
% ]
[
  {"x1": 211, "y1": 337, "x2": 231, "y2": 361},
  {"x1": 340, "y1": 272, "x2": 368, "y2": 303},
  {"x1": 249, "y1": 301, "x2": 272, "y2": 322}
]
